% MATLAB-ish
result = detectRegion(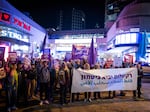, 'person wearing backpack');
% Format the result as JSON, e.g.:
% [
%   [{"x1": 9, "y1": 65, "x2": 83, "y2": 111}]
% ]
[{"x1": 58, "y1": 62, "x2": 69, "y2": 105}]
